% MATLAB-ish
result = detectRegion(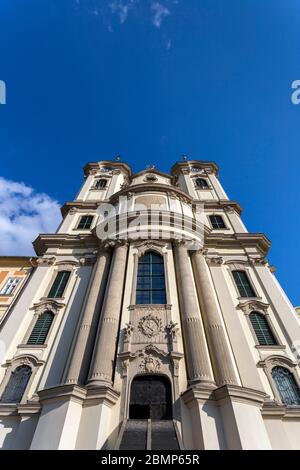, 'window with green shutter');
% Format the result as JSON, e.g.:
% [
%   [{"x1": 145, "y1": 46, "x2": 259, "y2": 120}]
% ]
[
  {"x1": 232, "y1": 270, "x2": 256, "y2": 298},
  {"x1": 48, "y1": 271, "x2": 70, "y2": 298},
  {"x1": 249, "y1": 311, "x2": 277, "y2": 346},
  {"x1": 27, "y1": 311, "x2": 54, "y2": 345}
]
